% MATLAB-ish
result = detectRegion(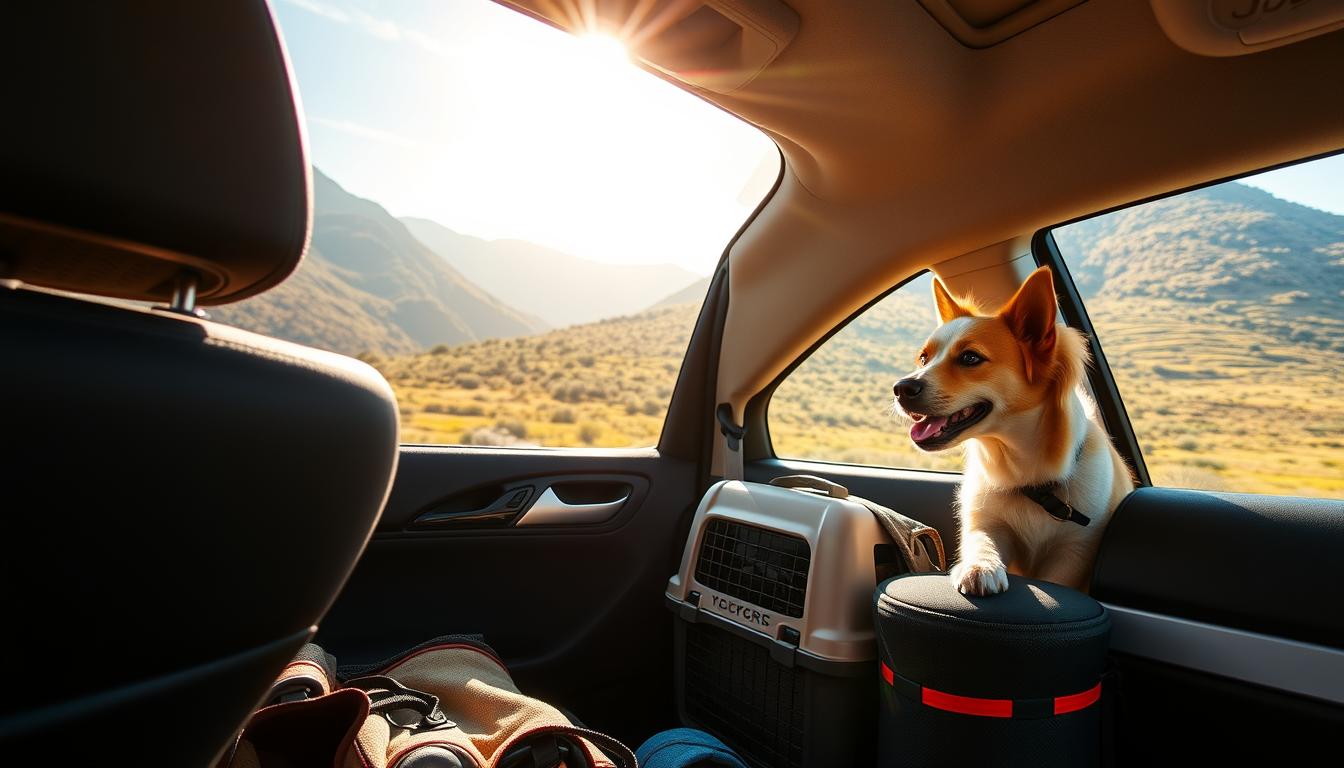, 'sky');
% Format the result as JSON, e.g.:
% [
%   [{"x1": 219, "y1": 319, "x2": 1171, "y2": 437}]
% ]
[
  {"x1": 1240, "y1": 152, "x2": 1344, "y2": 216},
  {"x1": 274, "y1": 0, "x2": 778, "y2": 276},
  {"x1": 273, "y1": 0, "x2": 1340, "y2": 279}
]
